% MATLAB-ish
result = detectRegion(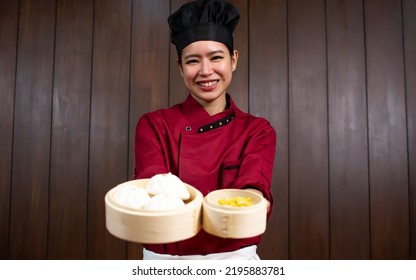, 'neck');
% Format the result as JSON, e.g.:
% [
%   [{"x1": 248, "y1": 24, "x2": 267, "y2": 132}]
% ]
[
  {"x1": 193, "y1": 94, "x2": 227, "y2": 116},
  {"x1": 204, "y1": 102, "x2": 226, "y2": 115}
]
